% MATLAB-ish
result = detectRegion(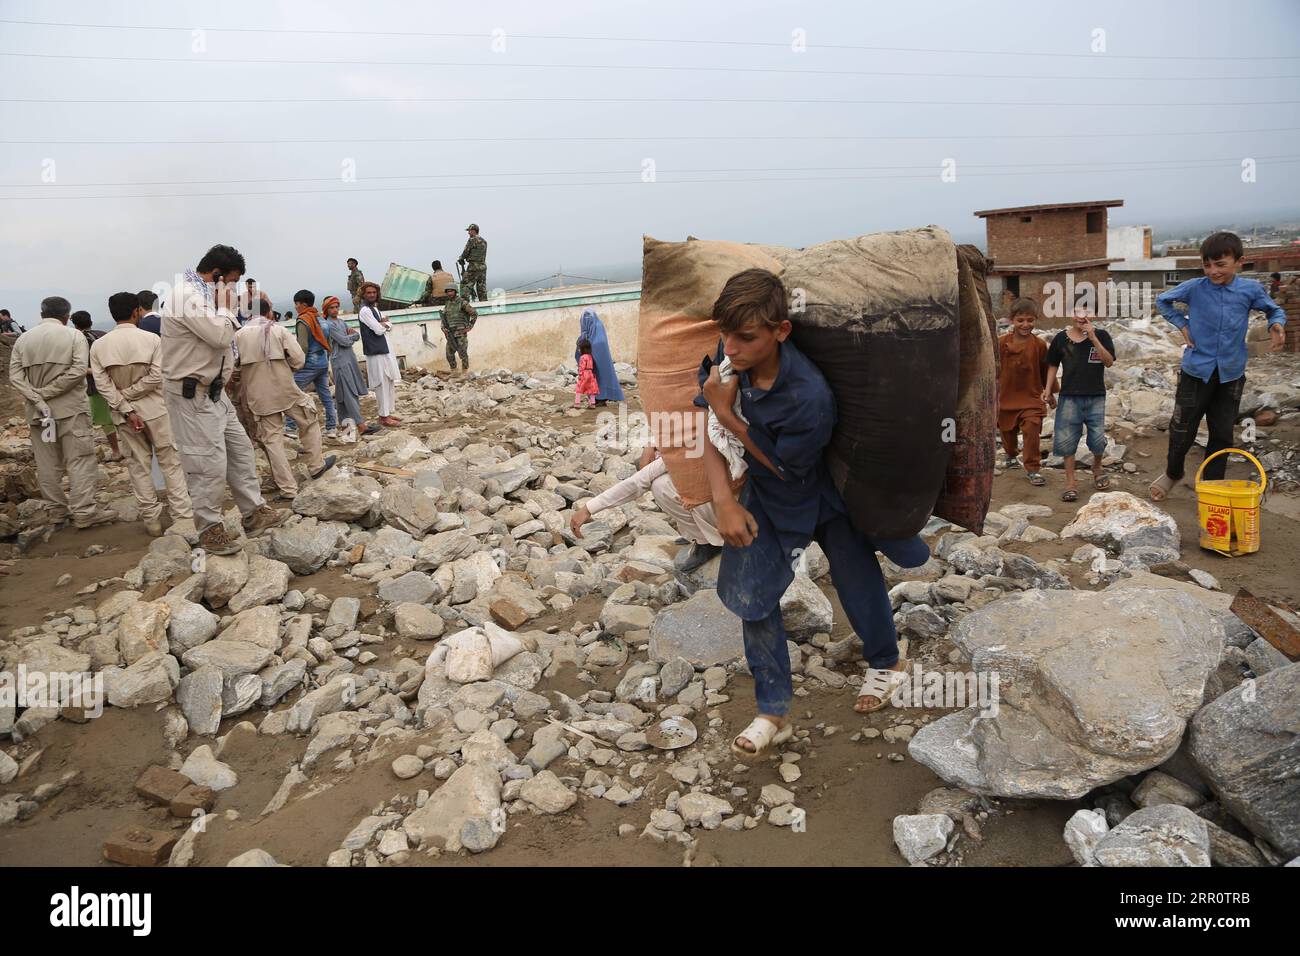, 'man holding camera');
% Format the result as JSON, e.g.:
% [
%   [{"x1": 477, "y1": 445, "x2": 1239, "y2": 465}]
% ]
[{"x1": 162, "y1": 244, "x2": 284, "y2": 555}]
